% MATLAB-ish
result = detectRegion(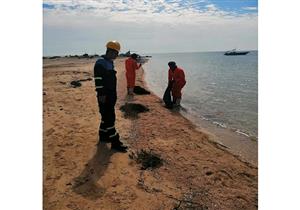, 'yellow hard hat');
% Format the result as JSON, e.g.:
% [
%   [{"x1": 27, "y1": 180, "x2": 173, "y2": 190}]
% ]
[{"x1": 106, "y1": 41, "x2": 121, "y2": 52}]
